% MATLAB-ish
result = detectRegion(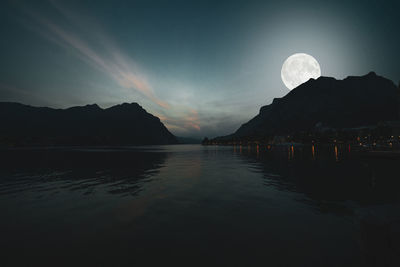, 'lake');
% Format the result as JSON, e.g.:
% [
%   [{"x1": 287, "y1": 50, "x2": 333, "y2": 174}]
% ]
[{"x1": 1, "y1": 144, "x2": 399, "y2": 266}]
